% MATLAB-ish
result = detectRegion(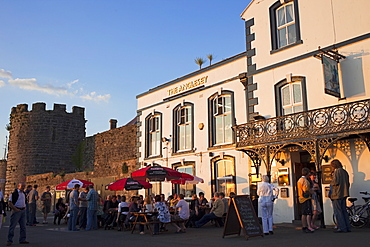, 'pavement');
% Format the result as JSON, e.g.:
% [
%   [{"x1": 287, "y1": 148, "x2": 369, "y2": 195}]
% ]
[{"x1": 1, "y1": 214, "x2": 370, "y2": 247}]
